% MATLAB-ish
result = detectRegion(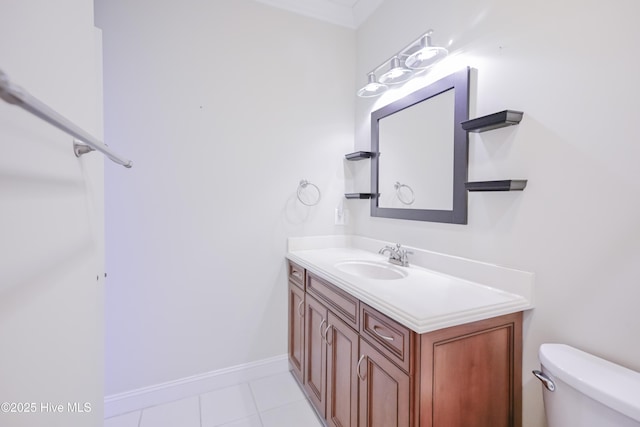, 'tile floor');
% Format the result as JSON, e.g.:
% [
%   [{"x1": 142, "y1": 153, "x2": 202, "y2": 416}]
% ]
[{"x1": 104, "y1": 371, "x2": 324, "y2": 427}]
